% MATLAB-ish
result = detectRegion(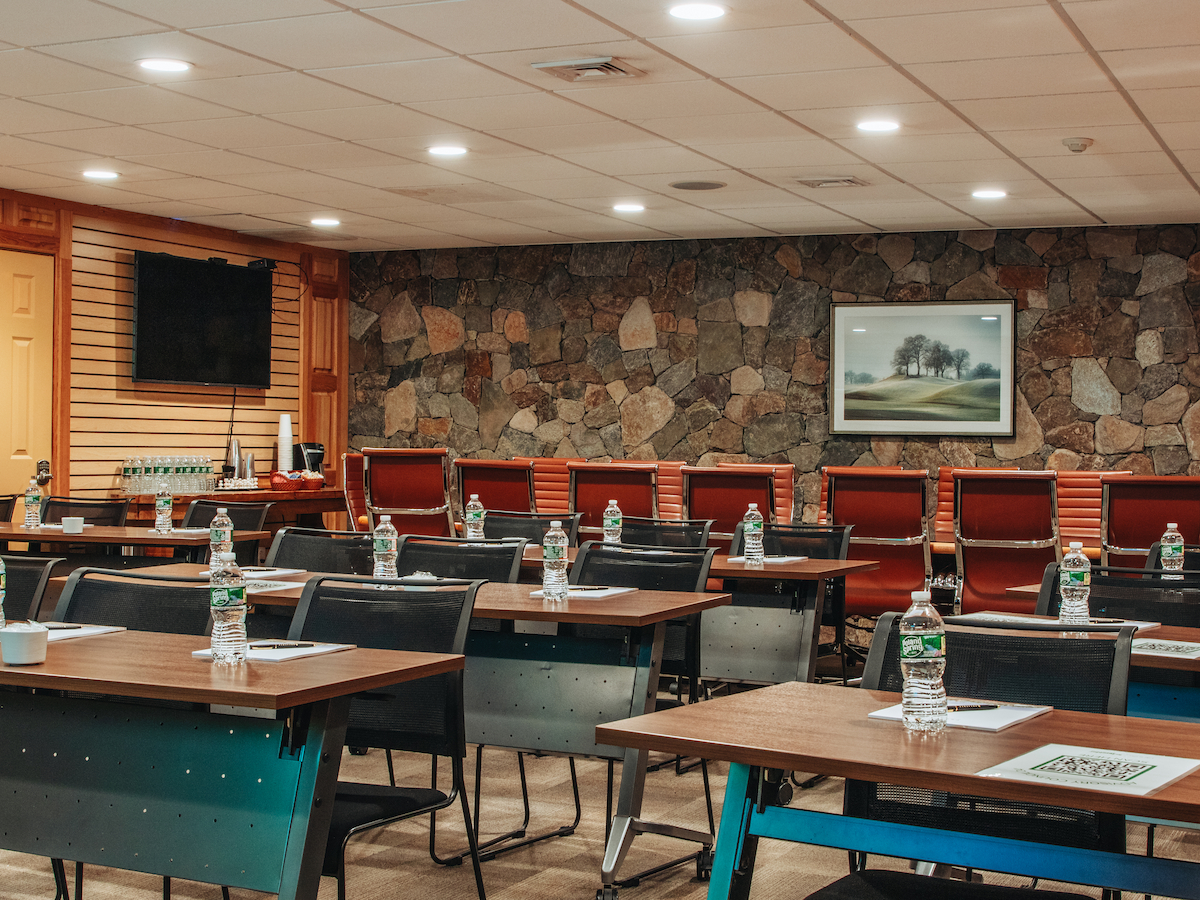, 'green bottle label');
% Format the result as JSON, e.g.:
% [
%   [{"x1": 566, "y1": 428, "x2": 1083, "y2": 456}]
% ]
[
  {"x1": 1163, "y1": 542, "x2": 1183, "y2": 562},
  {"x1": 604, "y1": 514, "x2": 621, "y2": 528},
  {"x1": 900, "y1": 633, "x2": 944, "y2": 660},
  {"x1": 373, "y1": 537, "x2": 396, "y2": 553},
  {"x1": 1060, "y1": 569, "x2": 1090, "y2": 588},
  {"x1": 543, "y1": 544, "x2": 564, "y2": 561},
  {"x1": 211, "y1": 526, "x2": 232, "y2": 544},
  {"x1": 210, "y1": 585, "x2": 245, "y2": 608}
]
